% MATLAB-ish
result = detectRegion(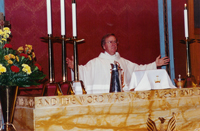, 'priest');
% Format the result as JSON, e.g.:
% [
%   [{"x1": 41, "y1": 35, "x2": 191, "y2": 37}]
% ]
[{"x1": 66, "y1": 33, "x2": 169, "y2": 94}]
